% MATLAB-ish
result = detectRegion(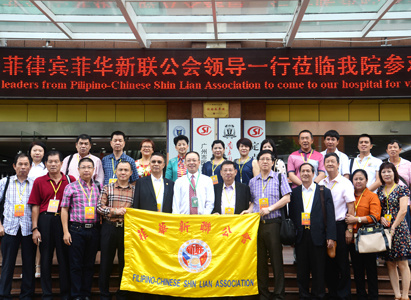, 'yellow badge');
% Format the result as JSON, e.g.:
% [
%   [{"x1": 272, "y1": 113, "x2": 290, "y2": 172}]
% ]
[
  {"x1": 157, "y1": 203, "x2": 161, "y2": 212},
  {"x1": 259, "y1": 198, "x2": 269, "y2": 210},
  {"x1": 14, "y1": 204, "x2": 25, "y2": 217},
  {"x1": 301, "y1": 212, "x2": 311, "y2": 226},
  {"x1": 85, "y1": 207, "x2": 95, "y2": 220},
  {"x1": 225, "y1": 207, "x2": 234, "y2": 215},
  {"x1": 211, "y1": 175, "x2": 218, "y2": 185},
  {"x1": 47, "y1": 200, "x2": 59, "y2": 213},
  {"x1": 384, "y1": 214, "x2": 392, "y2": 222},
  {"x1": 109, "y1": 178, "x2": 117, "y2": 184}
]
